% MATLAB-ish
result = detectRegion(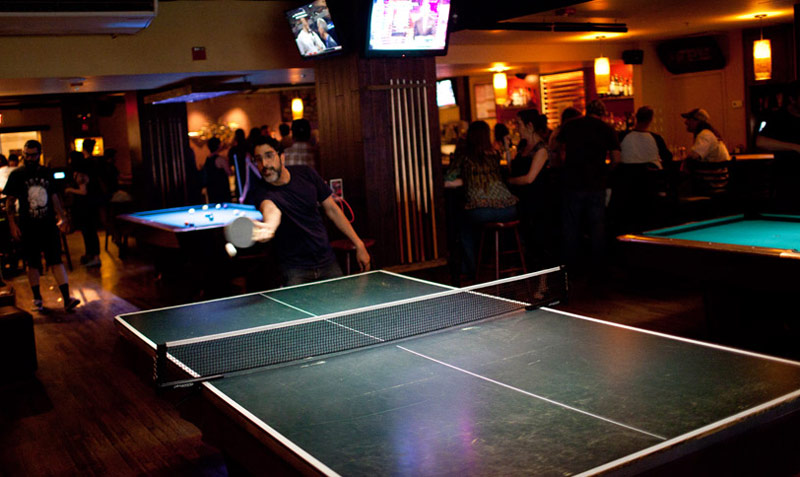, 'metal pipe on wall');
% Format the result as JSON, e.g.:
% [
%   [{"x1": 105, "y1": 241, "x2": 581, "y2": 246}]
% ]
[
  {"x1": 389, "y1": 79, "x2": 406, "y2": 263},
  {"x1": 420, "y1": 80, "x2": 438, "y2": 259}
]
